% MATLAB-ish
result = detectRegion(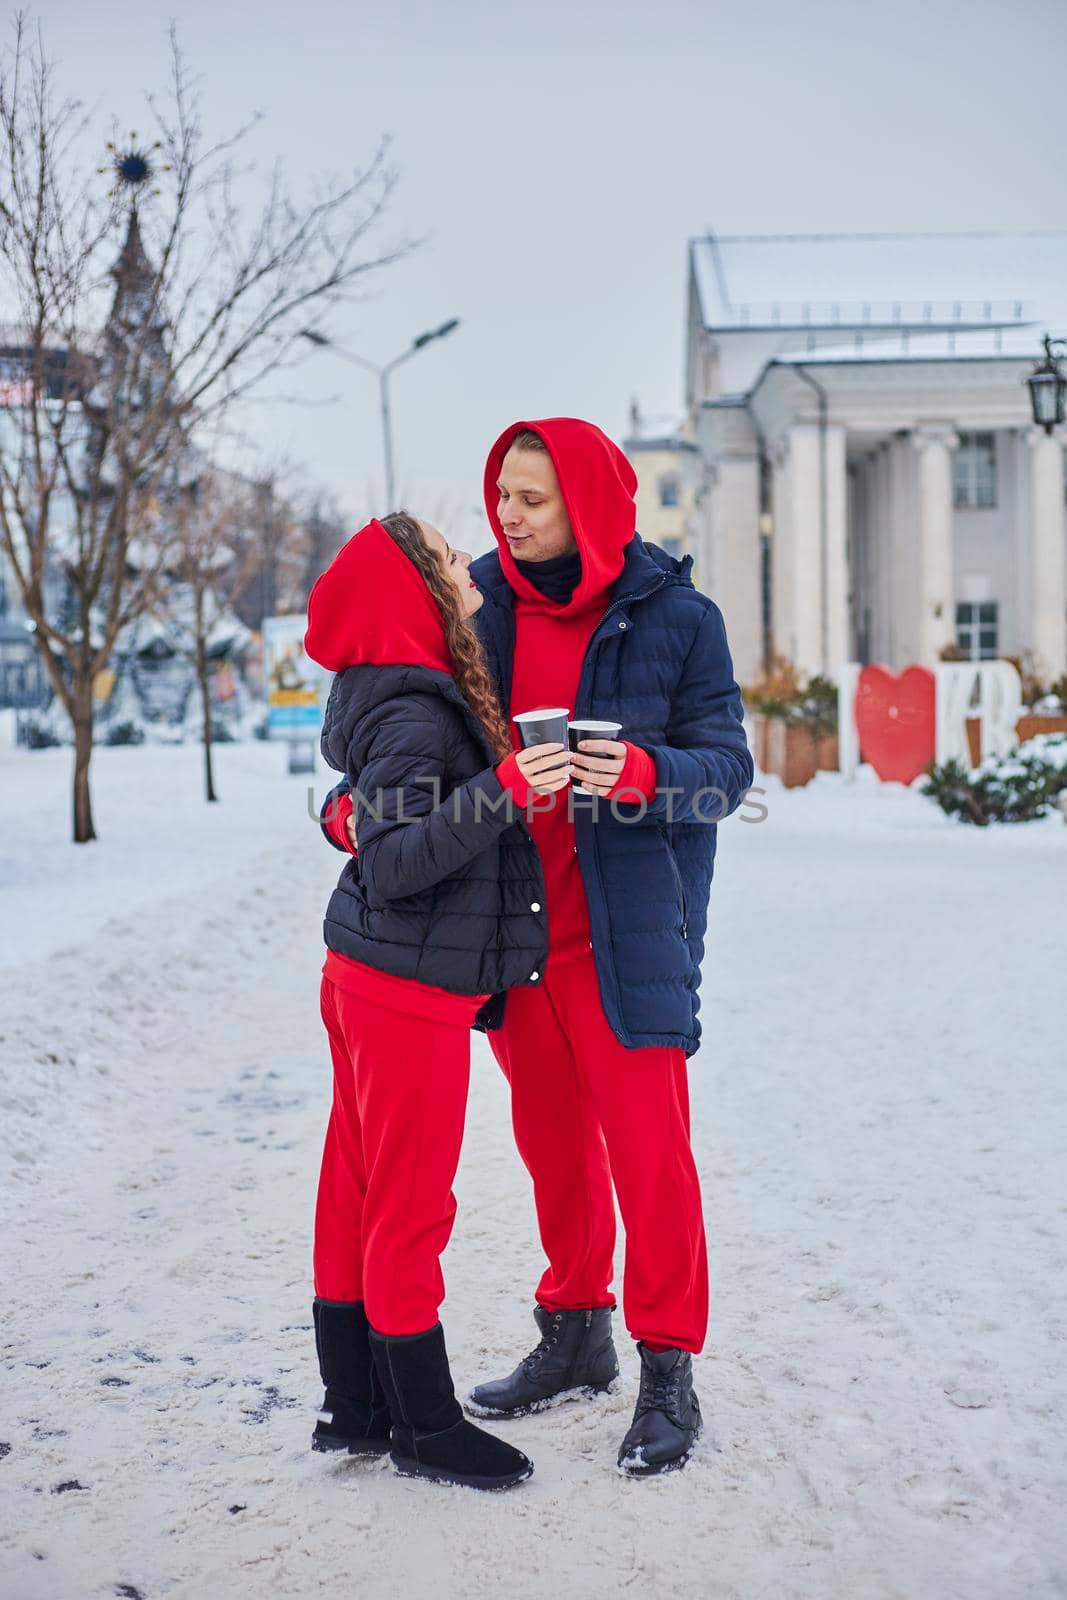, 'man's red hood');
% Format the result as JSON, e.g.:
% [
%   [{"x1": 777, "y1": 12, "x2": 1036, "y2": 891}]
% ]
[
  {"x1": 483, "y1": 418, "x2": 637, "y2": 611},
  {"x1": 303, "y1": 517, "x2": 453, "y2": 673}
]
